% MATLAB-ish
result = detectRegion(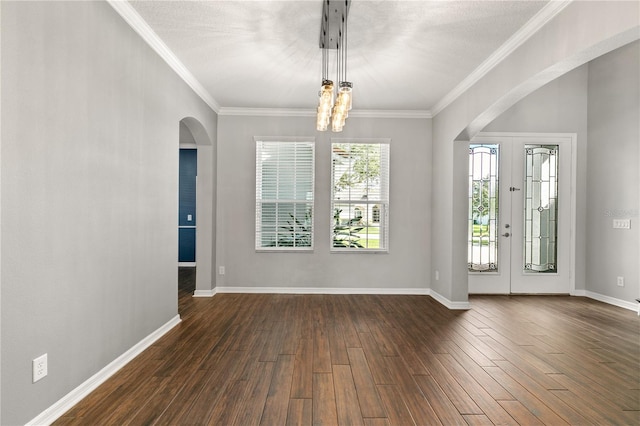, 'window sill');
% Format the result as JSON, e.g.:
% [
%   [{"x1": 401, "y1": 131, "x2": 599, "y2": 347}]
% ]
[
  {"x1": 256, "y1": 248, "x2": 314, "y2": 253},
  {"x1": 330, "y1": 249, "x2": 389, "y2": 254}
]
